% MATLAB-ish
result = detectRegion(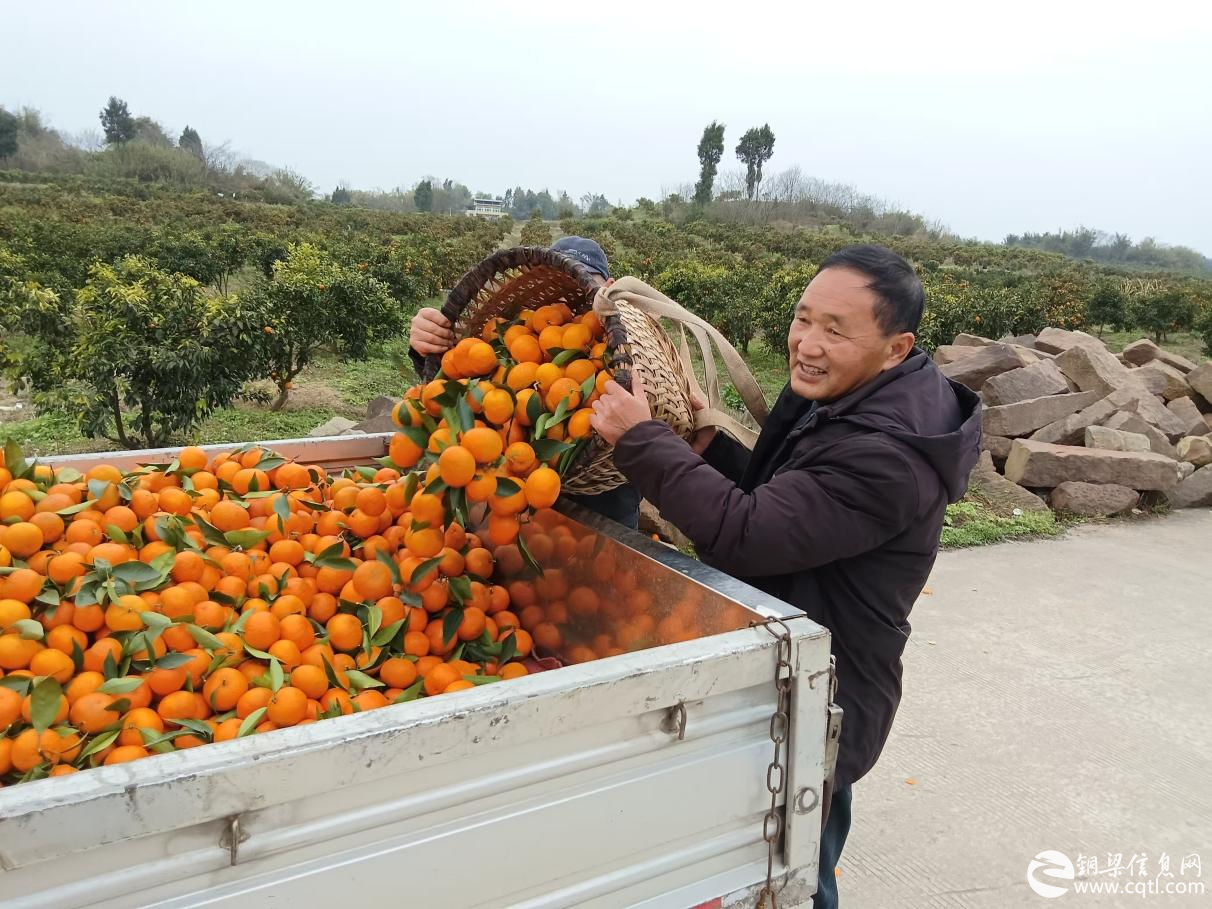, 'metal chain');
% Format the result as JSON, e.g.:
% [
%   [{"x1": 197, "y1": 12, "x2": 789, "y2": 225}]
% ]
[{"x1": 754, "y1": 617, "x2": 794, "y2": 909}]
